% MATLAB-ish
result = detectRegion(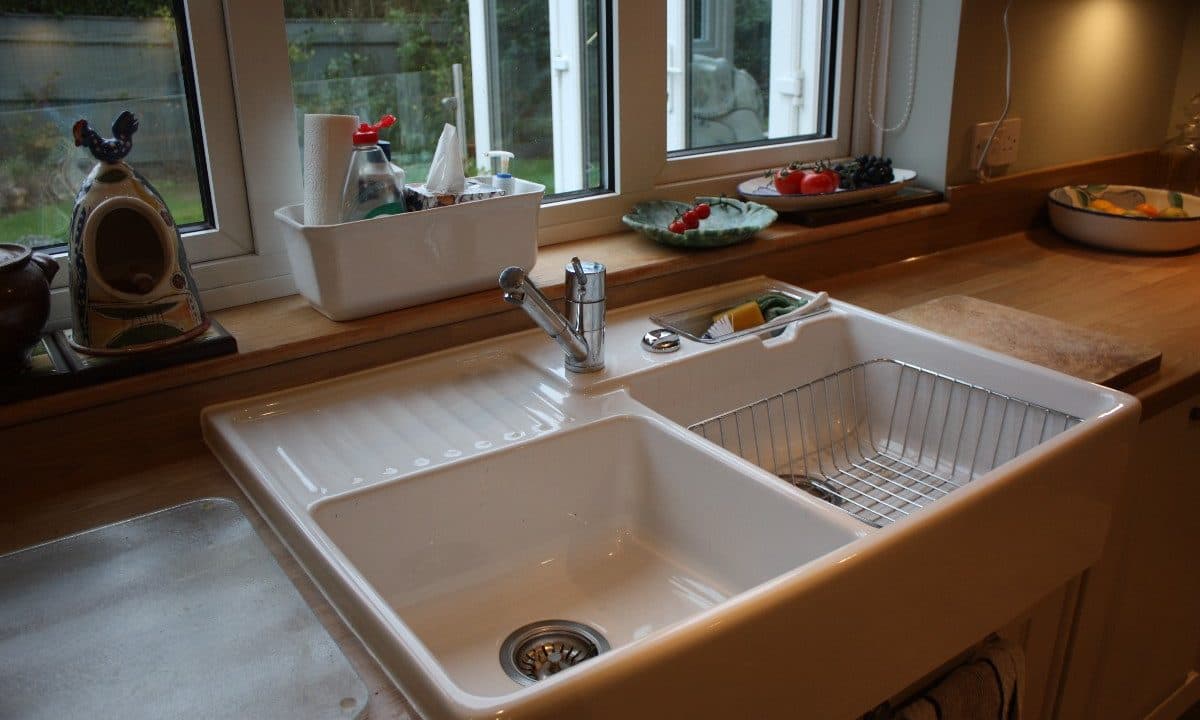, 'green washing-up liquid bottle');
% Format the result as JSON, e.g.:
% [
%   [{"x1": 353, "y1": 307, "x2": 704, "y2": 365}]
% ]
[{"x1": 340, "y1": 114, "x2": 407, "y2": 222}]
